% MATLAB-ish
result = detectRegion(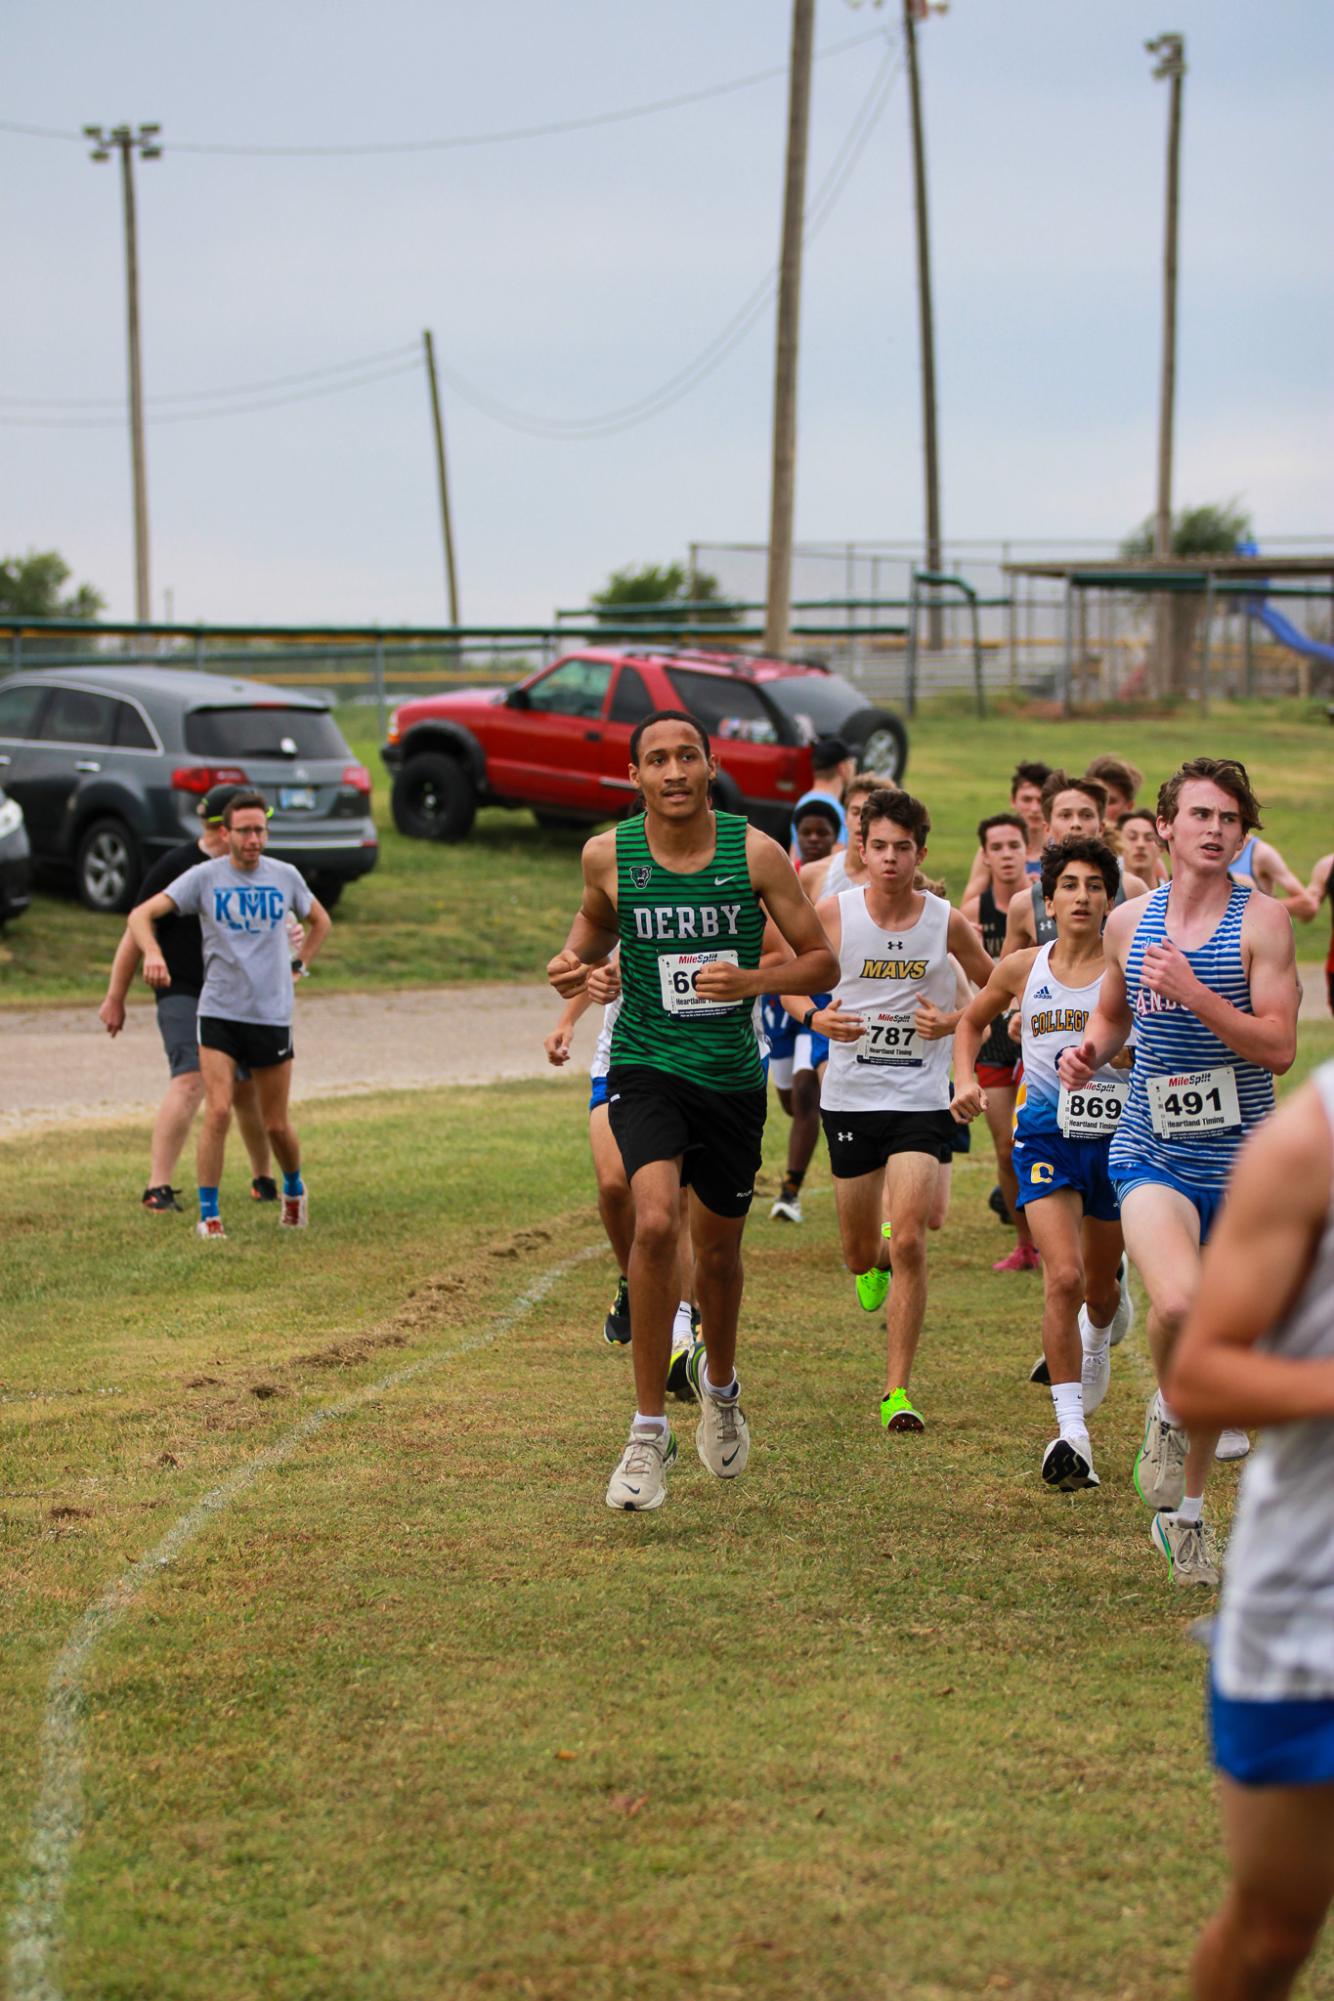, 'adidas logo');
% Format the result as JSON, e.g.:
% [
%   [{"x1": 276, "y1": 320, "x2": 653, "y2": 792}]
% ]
[{"x1": 1032, "y1": 984, "x2": 1053, "y2": 1000}]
